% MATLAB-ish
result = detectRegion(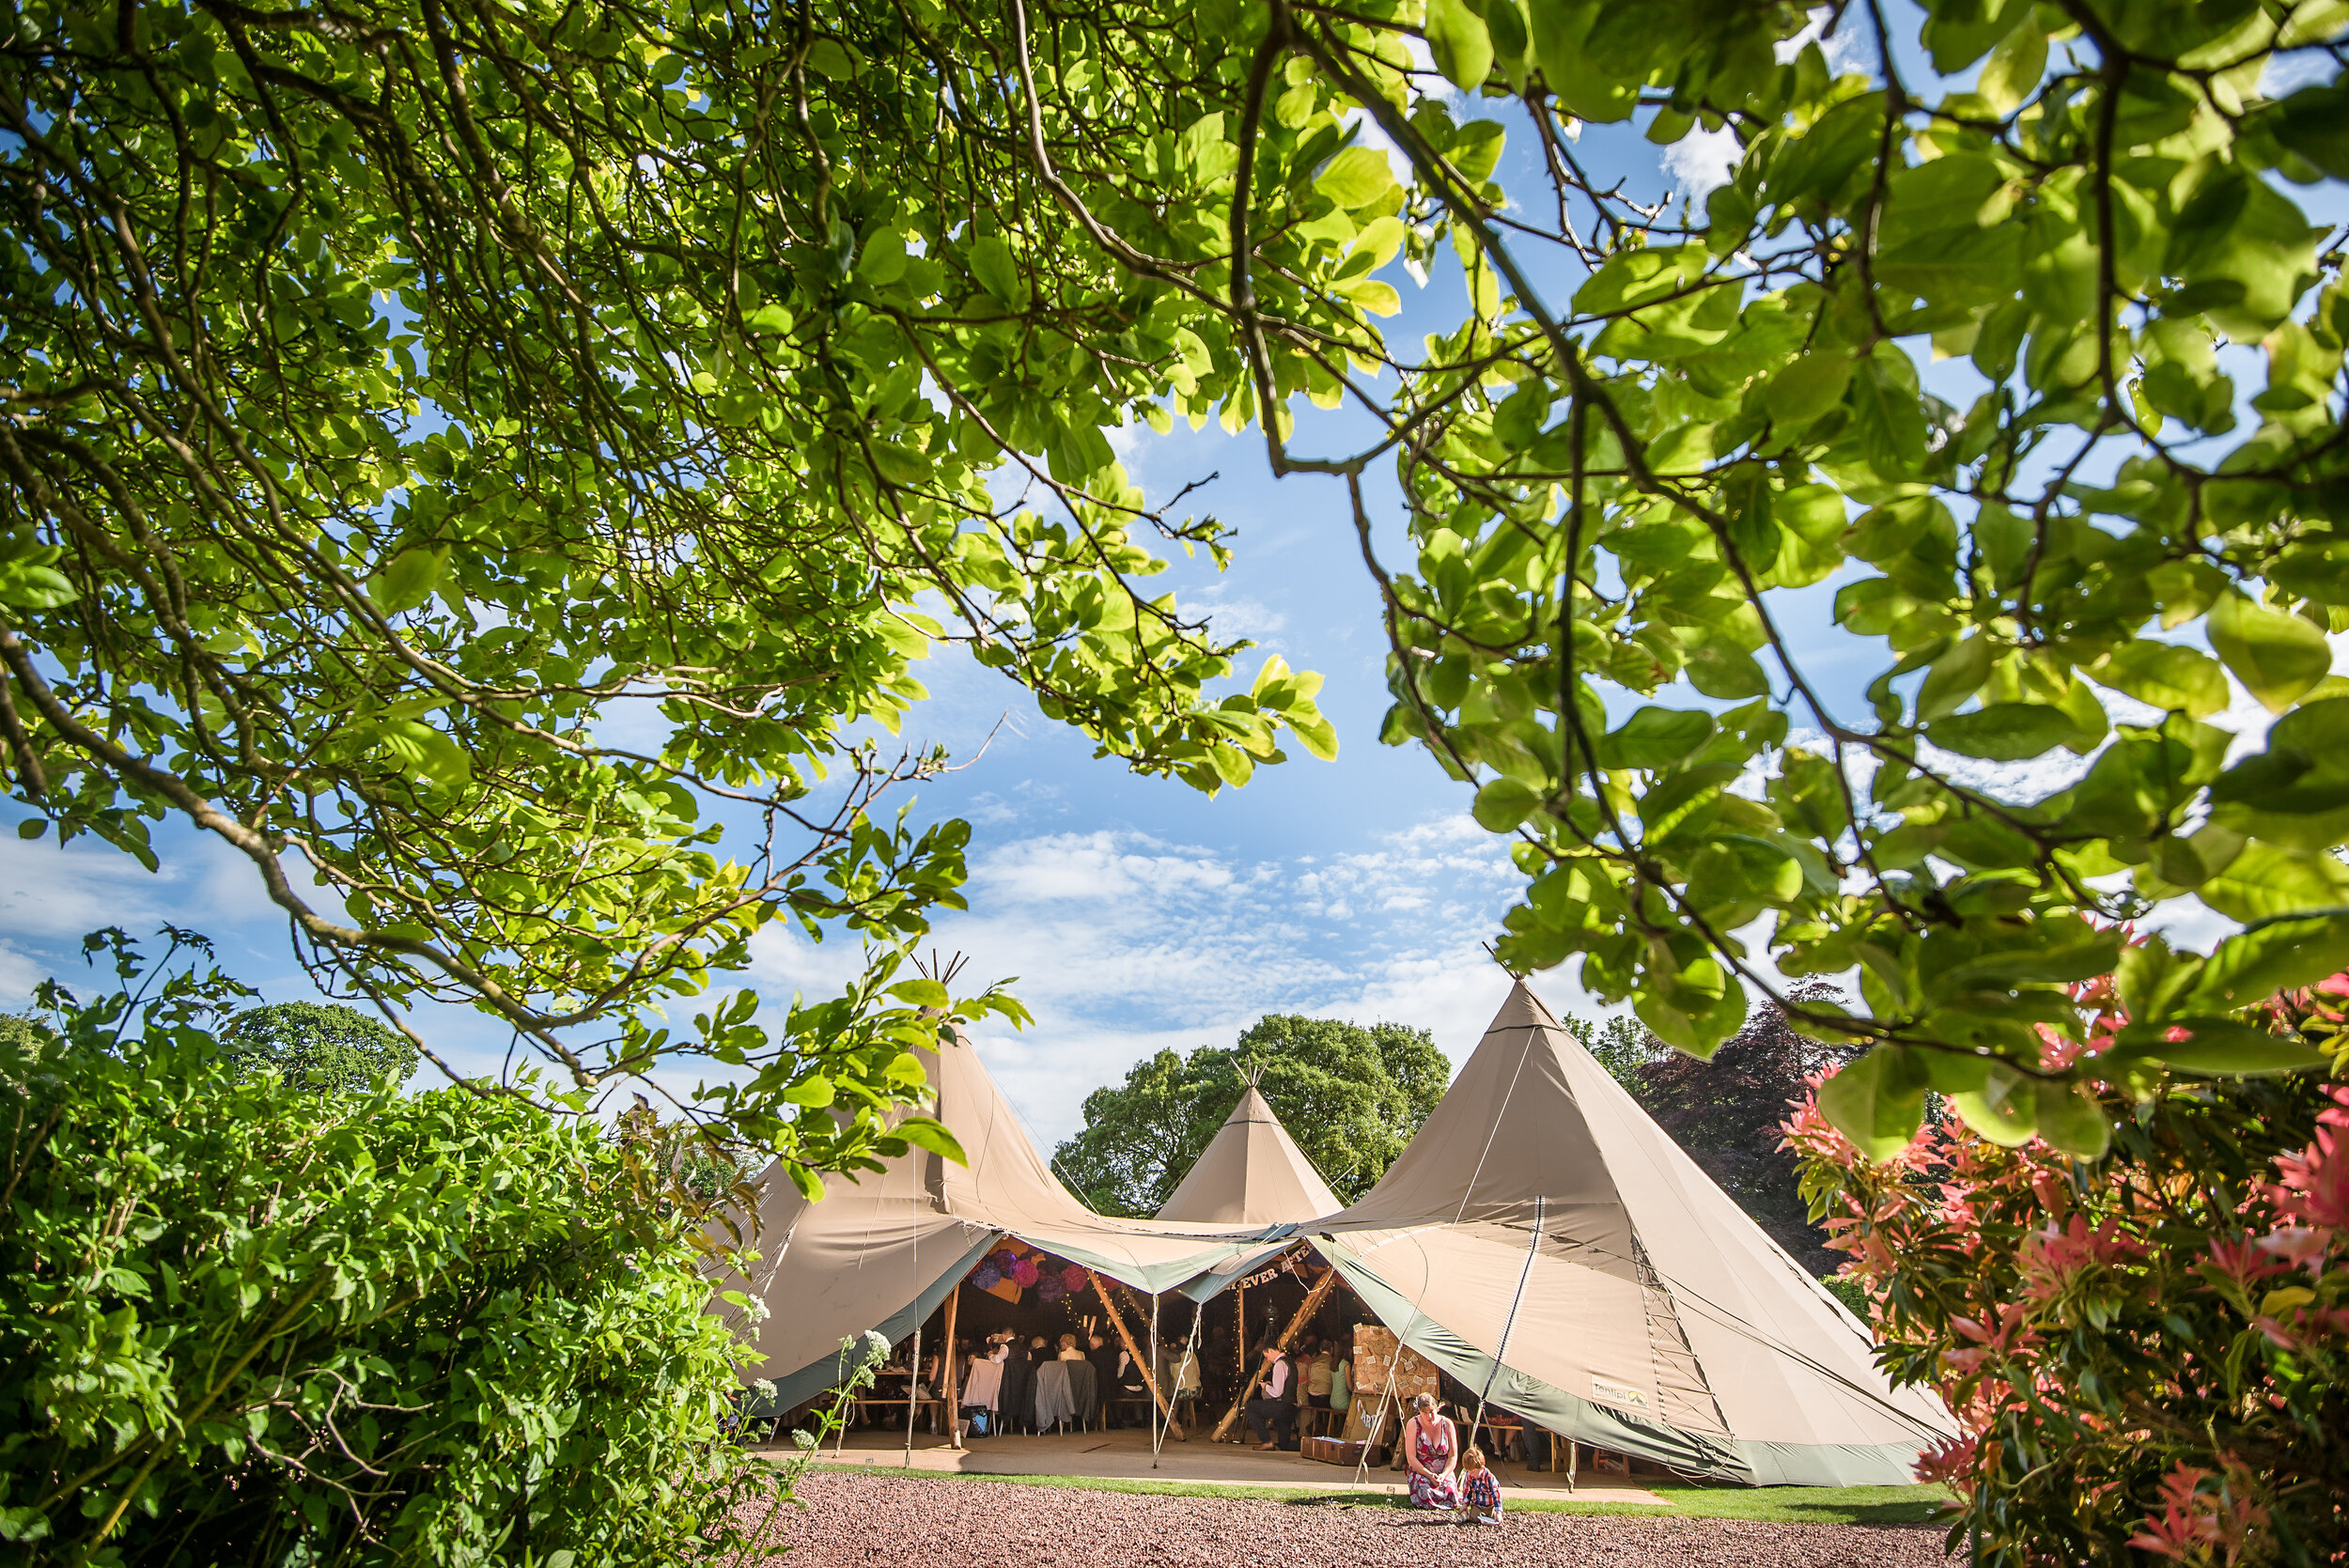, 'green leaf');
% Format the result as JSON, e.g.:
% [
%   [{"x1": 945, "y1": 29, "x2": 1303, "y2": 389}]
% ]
[
  {"x1": 1492, "y1": 381, "x2": 1550, "y2": 450},
  {"x1": 2091, "y1": 641, "x2": 2230, "y2": 718},
  {"x1": 969, "y1": 235, "x2": 1028, "y2": 310},
  {"x1": 1684, "y1": 640, "x2": 1770, "y2": 700},
  {"x1": 2182, "y1": 913, "x2": 2349, "y2": 1013},
  {"x1": 887, "y1": 978, "x2": 949, "y2": 1008},
  {"x1": 1848, "y1": 356, "x2": 1926, "y2": 480},
  {"x1": 367, "y1": 545, "x2": 449, "y2": 614},
  {"x1": 0, "y1": 558, "x2": 78, "y2": 608},
  {"x1": 786, "y1": 1160, "x2": 826, "y2": 1202},
  {"x1": 1915, "y1": 636, "x2": 1993, "y2": 722},
  {"x1": 2206, "y1": 594, "x2": 2332, "y2": 714},
  {"x1": 856, "y1": 225, "x2": 909, "y2": 285},
  {"x1": 1316, "y1": 147, "x2": 1398, "y2": 210},
  {"x1": 1573, "y1": 245, "x2": 1704, "y2": 315},
  {"x1": 1765, "y1": 354, "x2": 1853, "y2": 428},
  {"x1": 2111, "y1": 1018, "x2": 2331, "y2": 1076},
  {"x1": 1952, "y1": 1063, "x2": 2037, "y2": 1147},
  {"x1": 2194, "y1": 841, "x2": 2349, "y2": 923},
  {"x1": 1925, "y1": 703, "x2": 2074, "y2": 760},
  {"x1": 781, "y1": 1074, "x2": 835, "y2": 1107},
  {"x1": 1288, "y1": 712, "x2": 1341, "y2": 762},
  {"x1": 1530, "y1": 0, "x2": 1639, "y2": 122},
  {"x1": 1423, "y1": 0, "x2": 1495, "y2": 90},
  {"x1": 2032, "y1": 1080, "x2": 2109, "y2": 1158},
  {"x1": 2270, "y1": 81, "x2": 2349, "y2": 180},
  {"x1": 891, "y1": 1114, "x2": 969, "y2": 1166},
  {"x1": 1599, "y1": 706, "x2": 1718, "y2": 769},
  {"x1": 1336, "y1": 276, "x2": 1402, "y2": 316},
  {"x1": 1975, "y1": 23, "x2": 2046, "y2": 116},
  {"x1": 1473, "y1": 775, "x2": 1542, "y2": 831},
  {"x1": 377, "y1": 719, "x2": 471, "y2": 791},
  {"x1": 1816, "y1": 1048, "x2": 1926, "y2": 1161}
]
